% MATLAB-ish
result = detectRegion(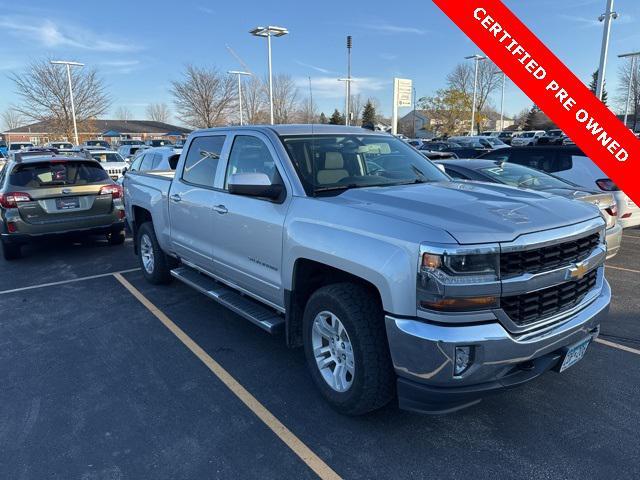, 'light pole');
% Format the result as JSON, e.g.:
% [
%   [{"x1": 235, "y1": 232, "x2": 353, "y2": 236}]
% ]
[
  {"x1": 338, "y1": 78, "x2": 355, "y2": 125},
  {"x1": 618, "y1": 51, "x2": 640, "y2": 128},
  {"x1": 465, "y1": 54, "x2": 486, "y2": 135},
  {"x1": 250, "y1": 25, "x2": 289, "y2": 125},
  {"x1": 346, "y1": 35, "x2": 352, "y2": 125},
  {"x1": 51, "y1": 60, "x2": 84, "y2": 145},
  {"x1": 493, "y1": 70, "x2": 506, "y2": 131},
  {"x1": 596, "y1": 0, "x2": 618, "y2": 101},
  {"x1": 228, "y1": 70, "x2": 251, "y2": 125}
]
